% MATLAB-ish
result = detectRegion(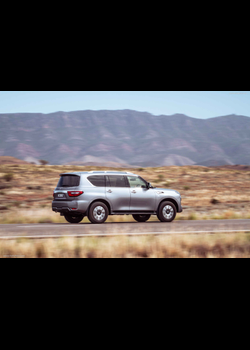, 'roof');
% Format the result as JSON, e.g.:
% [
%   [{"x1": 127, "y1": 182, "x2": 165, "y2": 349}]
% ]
[{"x1": 60, "y1": 171, "x2": 137, "y2": 176}]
